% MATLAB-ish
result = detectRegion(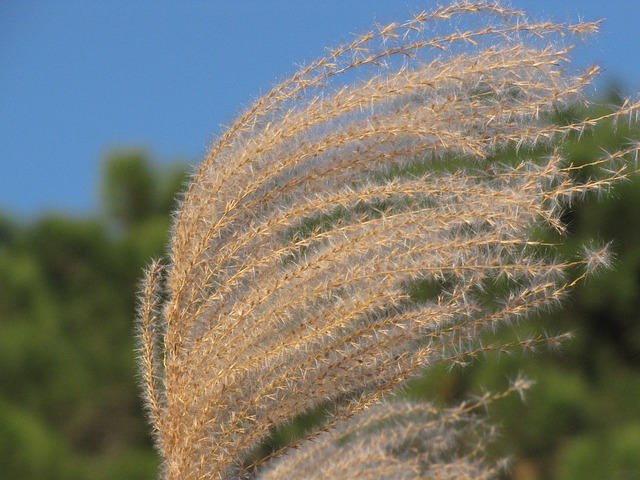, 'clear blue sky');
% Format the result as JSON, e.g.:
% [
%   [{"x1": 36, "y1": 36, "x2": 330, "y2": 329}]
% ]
[{"x1": 2, "y1": 1, "x2": 639, "y2": 218}]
